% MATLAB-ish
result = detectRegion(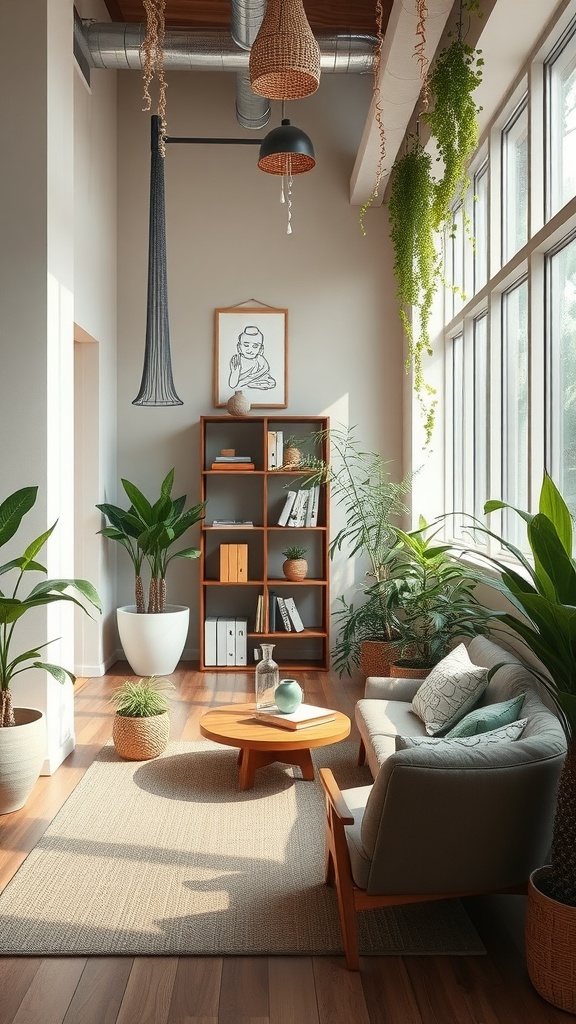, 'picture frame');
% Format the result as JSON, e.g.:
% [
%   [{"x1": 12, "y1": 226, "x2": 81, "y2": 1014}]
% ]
[{"x1": 214, "y1": 303, "x2": 288, "y2": 408}]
